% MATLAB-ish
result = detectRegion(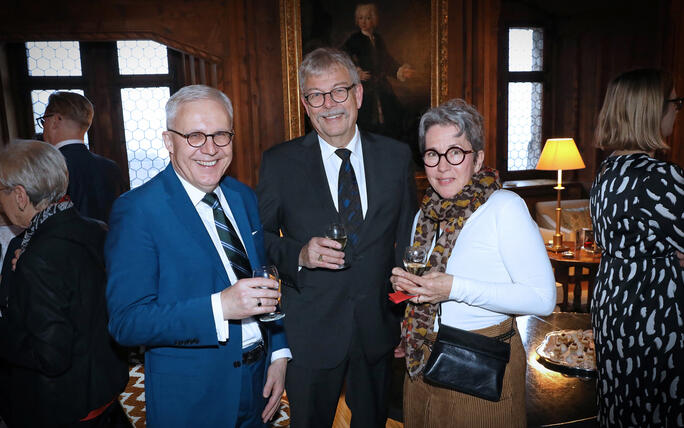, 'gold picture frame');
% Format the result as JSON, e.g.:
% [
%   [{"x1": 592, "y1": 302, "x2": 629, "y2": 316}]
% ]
[{"x1": 279, "y1": 0, "x2": 448, "y2": 140}]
